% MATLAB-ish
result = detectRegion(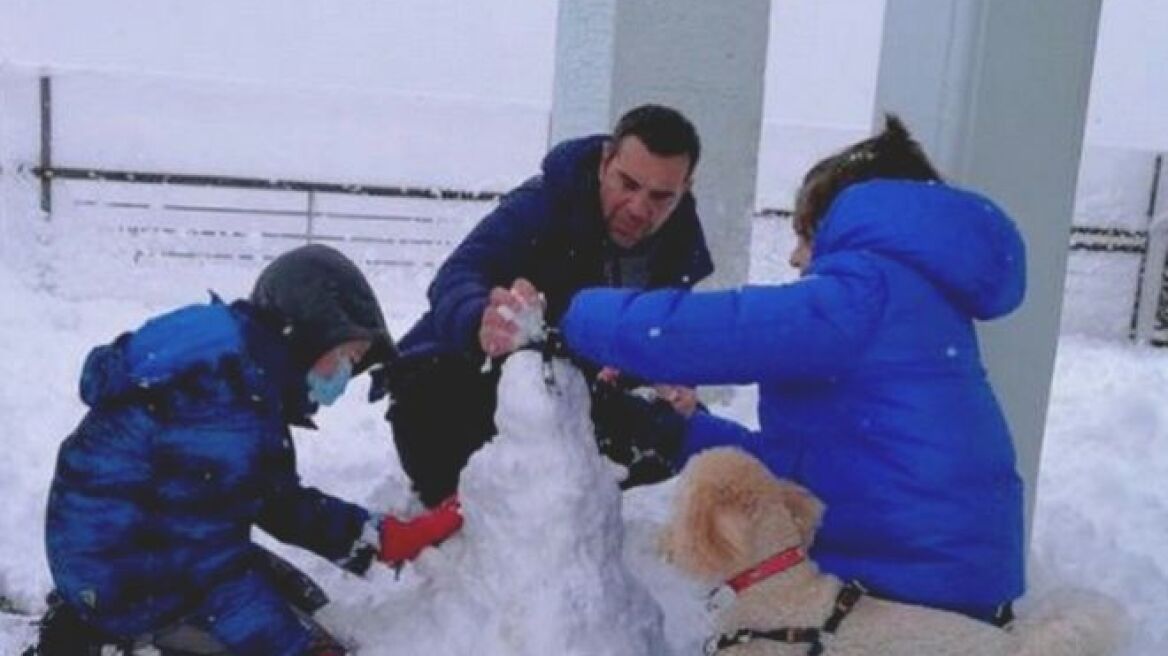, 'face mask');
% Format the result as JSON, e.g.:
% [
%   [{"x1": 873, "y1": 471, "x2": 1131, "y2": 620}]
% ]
[{"x1": 306, "y1": 357, "x2": 353, "y2": 406}]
